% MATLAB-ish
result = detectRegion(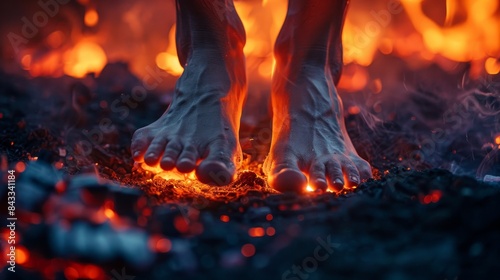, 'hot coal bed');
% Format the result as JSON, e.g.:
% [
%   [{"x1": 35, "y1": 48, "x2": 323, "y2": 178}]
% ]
[{"x1": 1, "y1": 0, "x2": 500, "y2": 280}]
